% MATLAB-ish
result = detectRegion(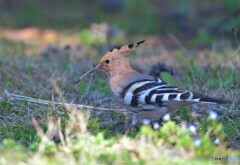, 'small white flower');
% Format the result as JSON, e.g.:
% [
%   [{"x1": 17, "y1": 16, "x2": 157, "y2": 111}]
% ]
[
  {"x1": 188, "y1": 124, "x2": 197, "y2": 134},
  {"x1": 0, "y1": 97, "x2": 4, "y2": 101},
  {"x1": 163, "y1": 113, "x2": 170, "y2": 121},
  {"x1": 194, "y1": 137, "x2": 201, "y2": 147},
  {"x1": 214, "y1": 138, "x2": 220, "y2": 144},
  {"x1": 142, "y1": 119, "x2": 150, "y2": 125},
  {"x1": 209, "y1": 111, "x2": 218, "y2": 120},
  {"x1": 153, "y1": 122, "x2": 159, "y2": 130}
]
